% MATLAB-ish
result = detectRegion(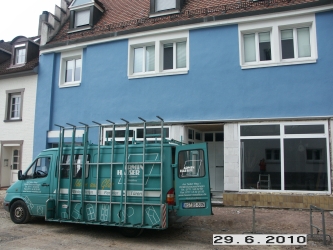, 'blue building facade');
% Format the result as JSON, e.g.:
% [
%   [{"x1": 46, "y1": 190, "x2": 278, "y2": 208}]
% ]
[{"x1": 34, "y1": 0, "x2": 333, "y2": 206}]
